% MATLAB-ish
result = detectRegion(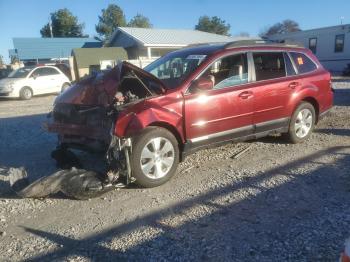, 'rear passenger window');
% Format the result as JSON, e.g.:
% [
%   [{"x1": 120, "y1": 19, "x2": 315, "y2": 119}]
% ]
[
  {"x1": 253, "y1": 52, "x2": 286, "y2": 81},
  {"x1": 44, "y1": 68, "x2": 60, "y2": 75},
  {"x1": 289, "y1": 52, "x2": 317, "y2": 74}
]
